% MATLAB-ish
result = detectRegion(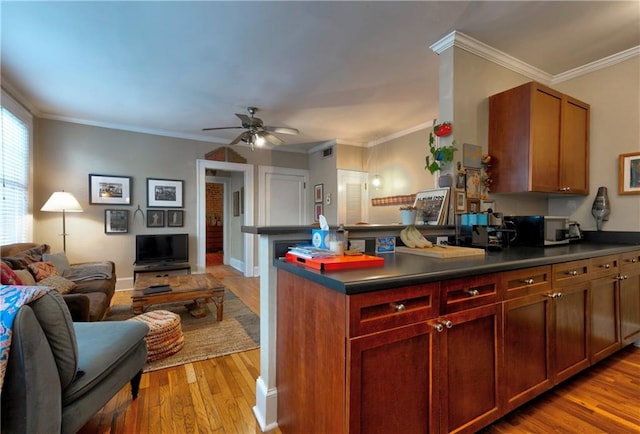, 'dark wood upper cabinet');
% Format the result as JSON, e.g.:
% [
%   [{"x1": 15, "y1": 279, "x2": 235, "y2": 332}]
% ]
[{"x1": 489, "y1": 81, "x2": 590, "y2": 195}]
